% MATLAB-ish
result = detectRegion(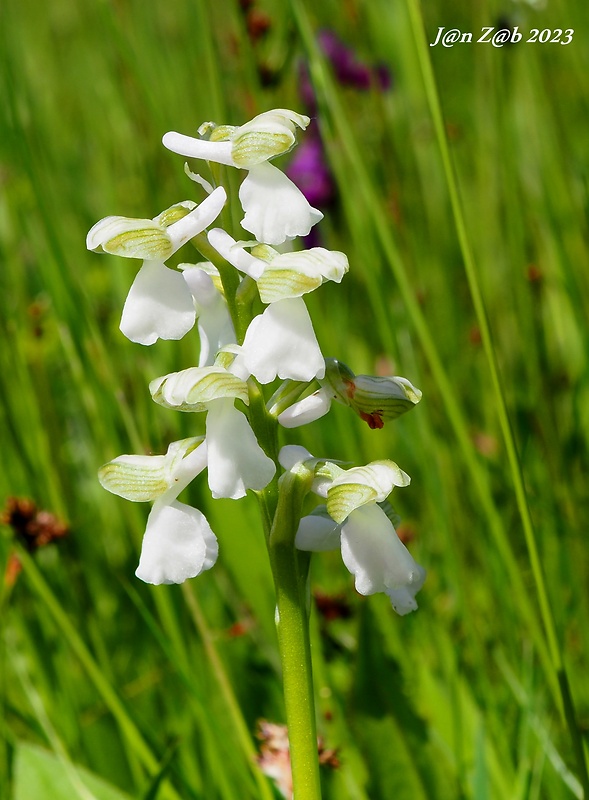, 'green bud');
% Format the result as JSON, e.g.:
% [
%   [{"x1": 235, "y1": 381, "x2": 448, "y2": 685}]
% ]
[
  {"x1": 349, "y1": 375, "x2": 422, "y2": 428},
  {"x1": 320, "y1": 359, "x2": 421, "y2": 428}
]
